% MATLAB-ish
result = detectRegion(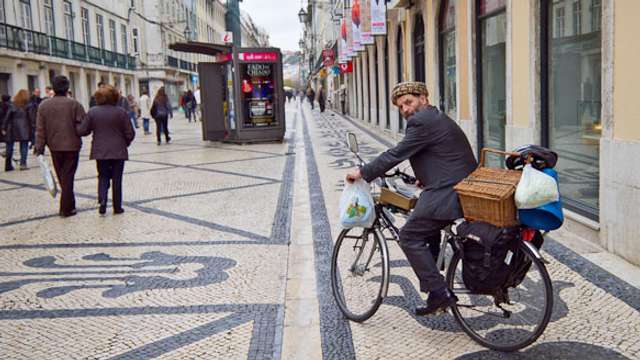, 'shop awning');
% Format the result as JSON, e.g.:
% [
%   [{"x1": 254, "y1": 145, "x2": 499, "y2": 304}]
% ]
[{"x1": 169, "y1": 41, "x2": 232, "y2": 56}]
